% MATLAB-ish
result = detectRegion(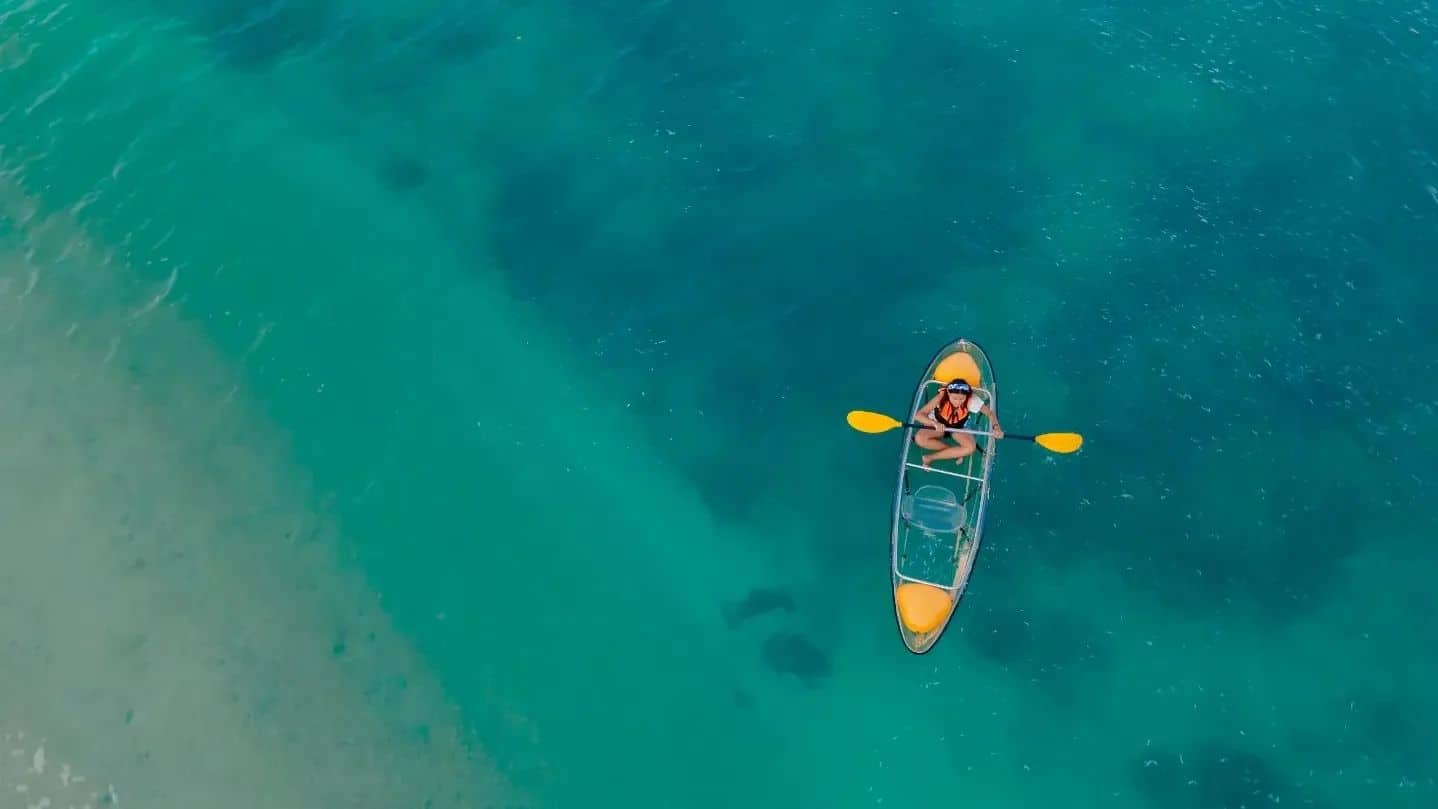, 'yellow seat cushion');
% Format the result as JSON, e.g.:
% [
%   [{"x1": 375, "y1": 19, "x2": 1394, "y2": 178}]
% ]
[
  {"x1": 896, "y1": 582, "x2": 954, "y2": 634},
  {"x1": 932, "y1": 352, "x2": 982, "y2": 388}
]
